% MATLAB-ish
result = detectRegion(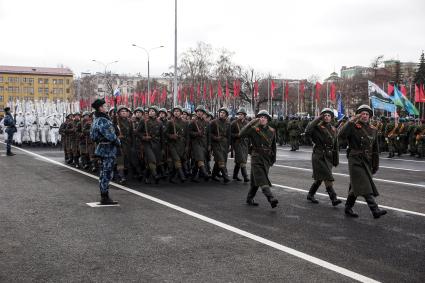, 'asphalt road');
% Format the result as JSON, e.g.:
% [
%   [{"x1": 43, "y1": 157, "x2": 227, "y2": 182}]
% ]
[{"x1": 1, "y1": 142, "x2": 424, "y2": 283}]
